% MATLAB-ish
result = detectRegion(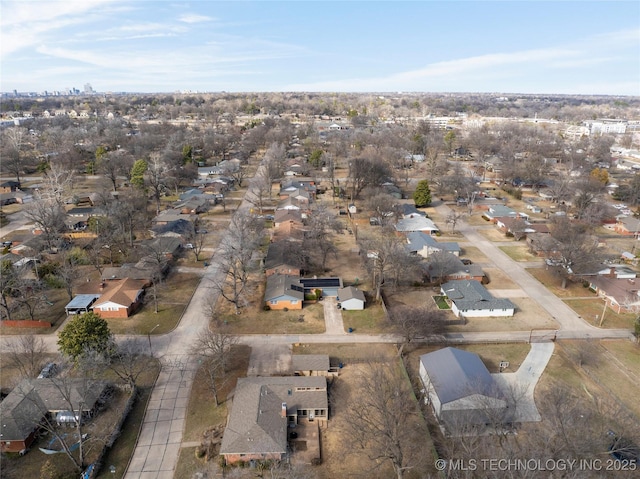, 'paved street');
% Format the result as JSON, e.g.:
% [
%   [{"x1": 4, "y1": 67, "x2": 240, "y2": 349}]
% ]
[{"x1": 0, "y1": 185, "x2": 635, "y2": 479}]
